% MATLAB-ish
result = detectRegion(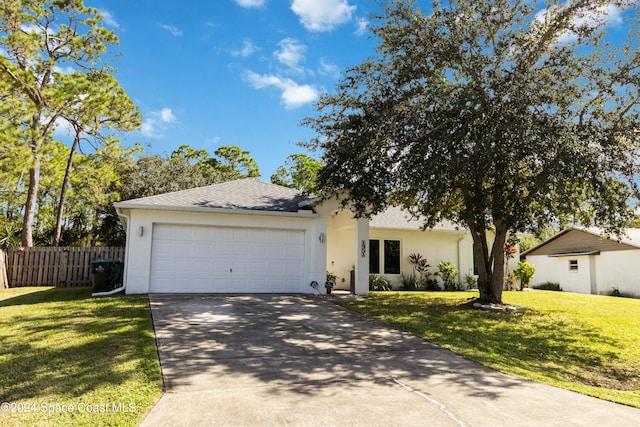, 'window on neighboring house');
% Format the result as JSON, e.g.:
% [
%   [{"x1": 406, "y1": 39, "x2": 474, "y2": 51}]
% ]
[
  {"x1": 569, "y1": 259, "x2": 578, "y2": 271},
  {"x1": 384, "y1": 240, "x2": 401, "y2": 274},
  {"x1": 369, "y1": 240, "x2": 380, "y2": 274}
]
